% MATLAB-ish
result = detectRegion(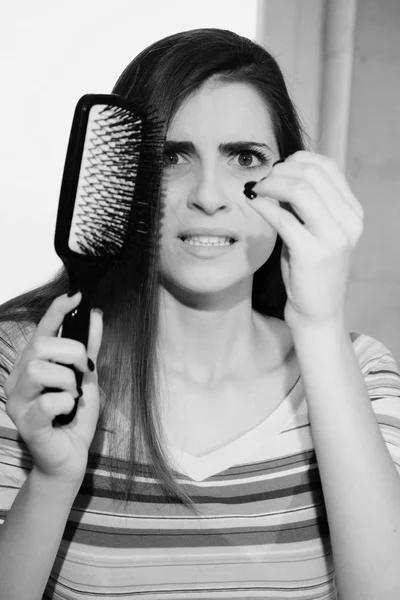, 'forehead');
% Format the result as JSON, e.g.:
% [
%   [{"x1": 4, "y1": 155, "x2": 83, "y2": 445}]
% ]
[{"x1": 168, "y1": 80, "x2": 275, "y2": 143}]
